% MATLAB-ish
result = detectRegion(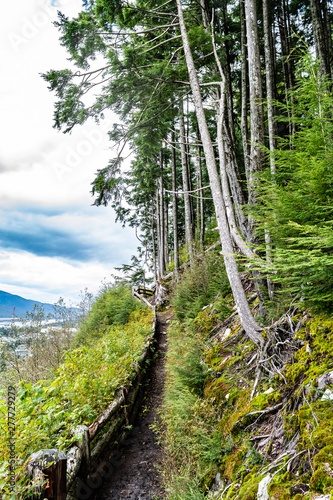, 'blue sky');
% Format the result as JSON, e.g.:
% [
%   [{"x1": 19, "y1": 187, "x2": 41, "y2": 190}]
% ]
[{"x1": 0, "y1": 0, "x2": 138, "y2": 305}]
